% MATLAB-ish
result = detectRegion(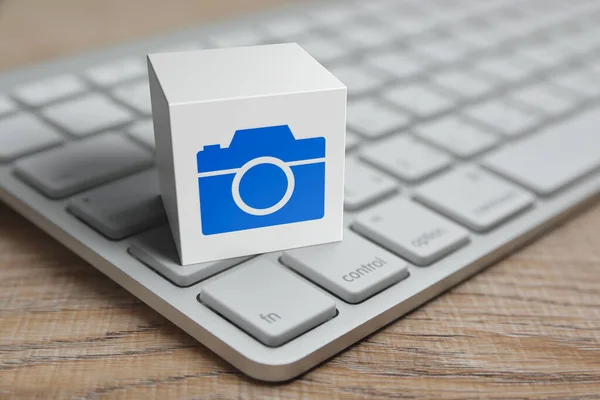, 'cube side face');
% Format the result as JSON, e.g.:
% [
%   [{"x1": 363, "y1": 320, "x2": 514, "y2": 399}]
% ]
[
  {"x1": 170, "y1": 87, "x2": 346, "y2": 265},
  {"x1": 148, "y1": 60, "x2": 182, "y2": 258}
]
